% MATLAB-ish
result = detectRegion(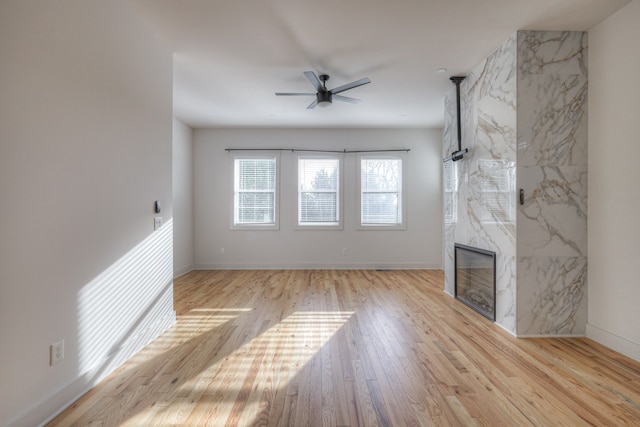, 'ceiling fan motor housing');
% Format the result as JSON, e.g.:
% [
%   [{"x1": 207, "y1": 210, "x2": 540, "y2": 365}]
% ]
[{"x1": 317, "y1": 91, "x2": 332, "y2": 104}]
